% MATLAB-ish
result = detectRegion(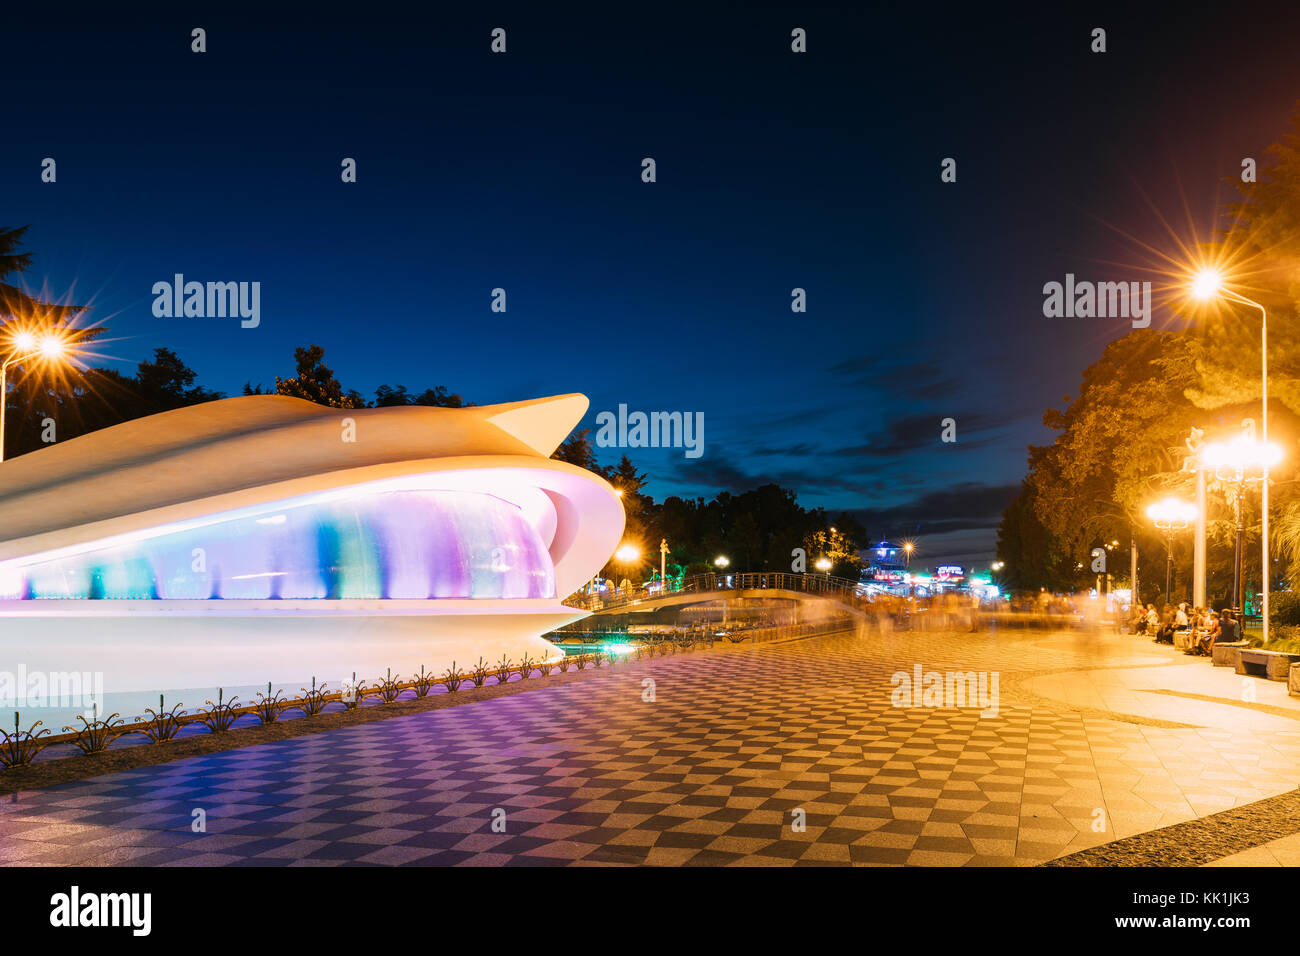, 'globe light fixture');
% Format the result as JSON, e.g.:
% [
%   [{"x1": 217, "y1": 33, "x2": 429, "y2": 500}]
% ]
[{"x1": 1191, "y1": 268, "x2": 1223, "y2": 300}]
